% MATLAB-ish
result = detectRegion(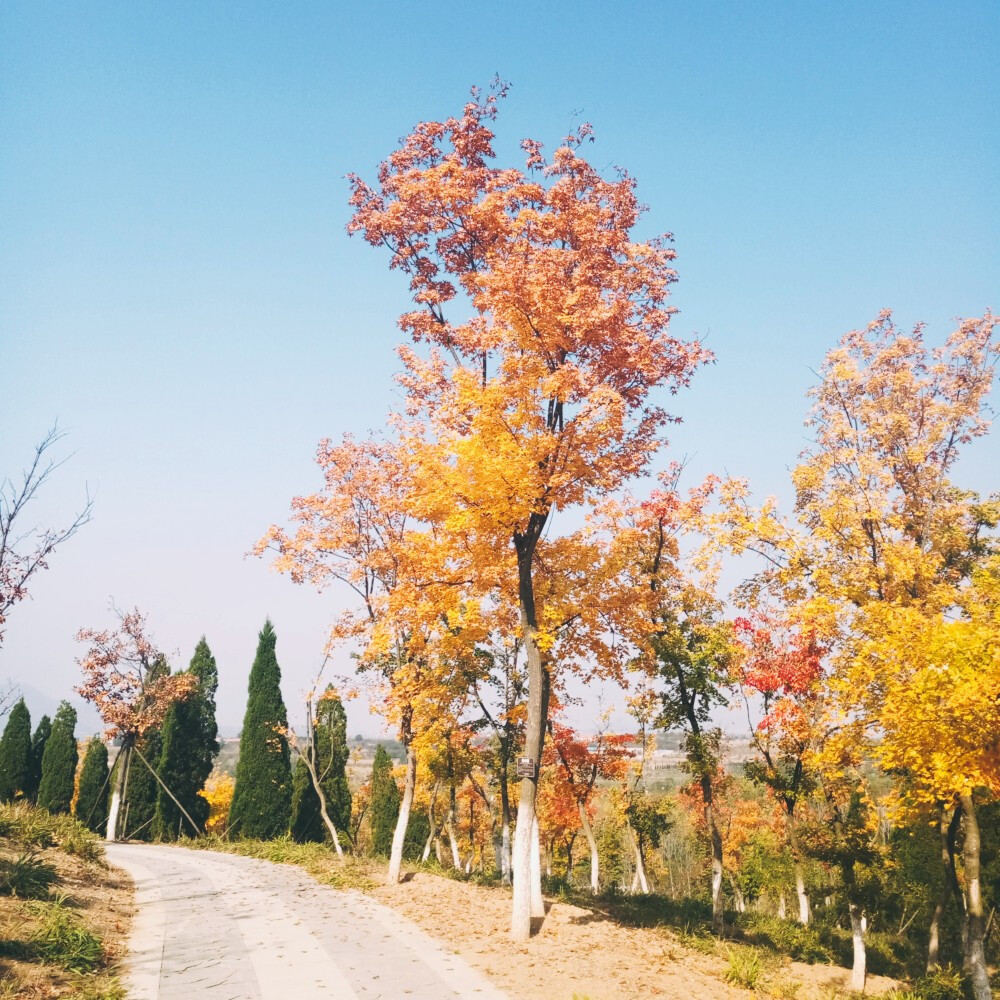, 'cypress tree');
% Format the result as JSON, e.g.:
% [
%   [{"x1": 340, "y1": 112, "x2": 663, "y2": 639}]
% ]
[
  {"x1": 154, "y1": 637, "x2": 220, "y2": 840},
  {"x1": 369, "y1": 744, "x2": 400, "y2": 856},
  {"x1": 117, "y1": 654, "x2": 169, "y2": 841},
  {"x1": 75, "y1": 737, "x2": 110, "y2": 834},
  {"x1": 289, "y1": 754, "x2": 324, "y2": 842},
  {"x1": 0, "y1": 699, "x2": 32, "y2": 801},
  {"x1": 37, "y1": 701, "x2": 77, "y2": 814},
  {"x1": 25, "y1": 715, "x2": 51, "y2": 802},
  {"x1": 228, "y1": 621, "x2": 292, "y2": 839},
  {"x1": 122, "y1": 730, "x2": 161, "y2": 840}
]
